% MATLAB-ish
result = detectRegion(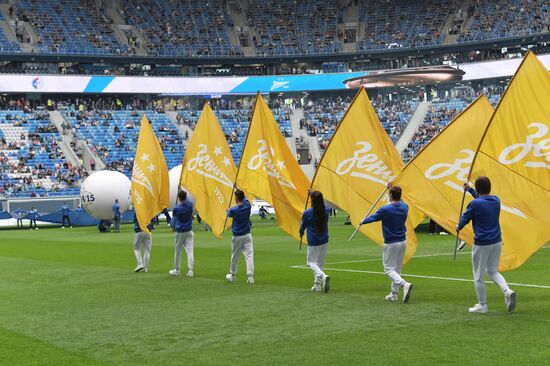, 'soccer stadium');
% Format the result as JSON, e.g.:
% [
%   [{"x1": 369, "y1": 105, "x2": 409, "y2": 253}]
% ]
[{"x1": 0, "y1": 0, "x2": 549, "y2": 364}]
